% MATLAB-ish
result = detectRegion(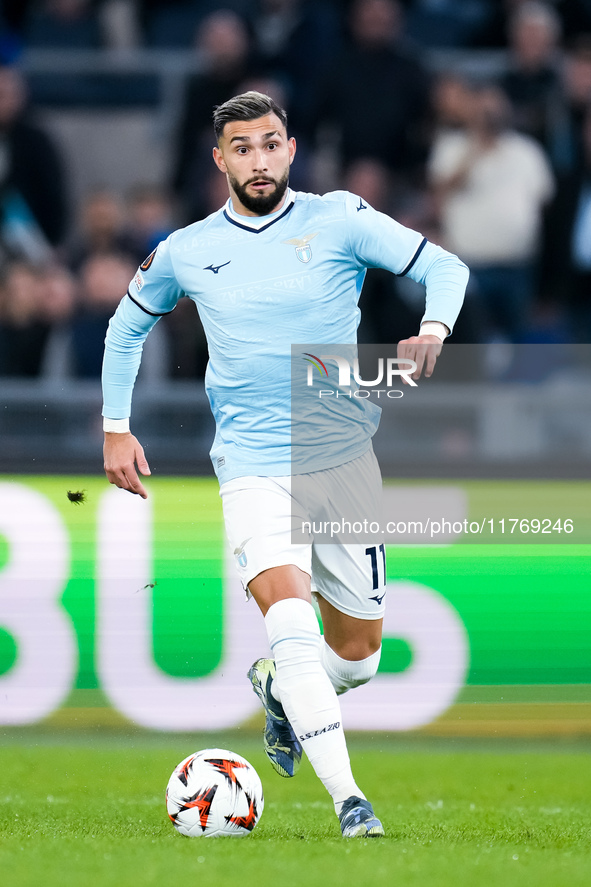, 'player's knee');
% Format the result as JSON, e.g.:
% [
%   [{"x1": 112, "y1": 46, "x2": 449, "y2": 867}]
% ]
[
  {"x1": 321, "y1": 641, "x2": 381, "y2": 695},
  {"x1": 350, "y1": 636, "x2": 382, "y2": 660}
]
